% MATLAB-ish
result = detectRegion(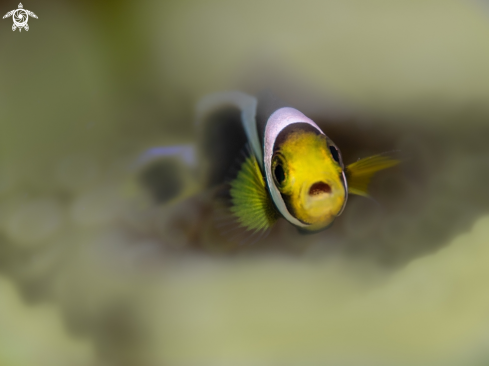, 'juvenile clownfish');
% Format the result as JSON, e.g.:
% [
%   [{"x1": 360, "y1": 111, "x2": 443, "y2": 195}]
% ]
[{"x1": 197, "y1": 91, "x2": 400, "y2": 234}]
